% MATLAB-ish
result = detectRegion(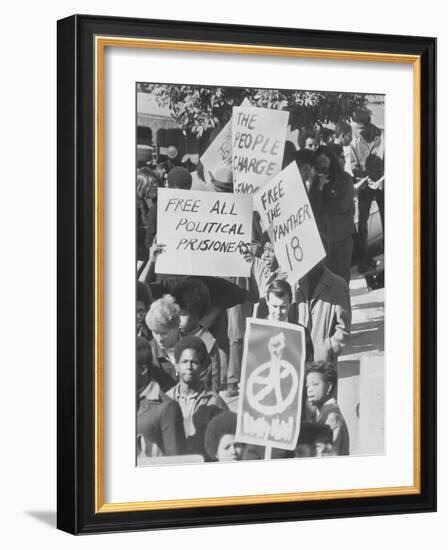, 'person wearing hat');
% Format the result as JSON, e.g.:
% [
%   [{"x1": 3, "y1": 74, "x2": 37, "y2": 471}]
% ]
[
  {"x1": 166, "y1": 166, "x2": 193, "y2": 190},
  {"x1": 167, "y1": 336, "x2": 228, "y2": 459},
  {"x1": 204, "y1": 411, "x2": 245, "y2": 461}
]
